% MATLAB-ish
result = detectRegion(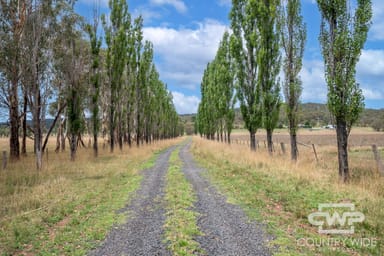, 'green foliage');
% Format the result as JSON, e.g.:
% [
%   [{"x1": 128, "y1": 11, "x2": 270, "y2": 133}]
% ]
[
  {"x1": 279, "y1": 0, "x2": 306, "y2": 131},
  {"x1": 230, "y1": 0, "x2": 263, "y2": 138},
  {"x1": 317, "y1": 0, "x2": 372, "y2": 181},
  {"x1": 196, "y1": 32, "x2": 236, "y2": 142},
  {"x1": 318, "y1": 0, "x2": 371, "y2": 132},
  {"x1": 86, "y1": 13, "x2": 102, "y2": 157}
]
